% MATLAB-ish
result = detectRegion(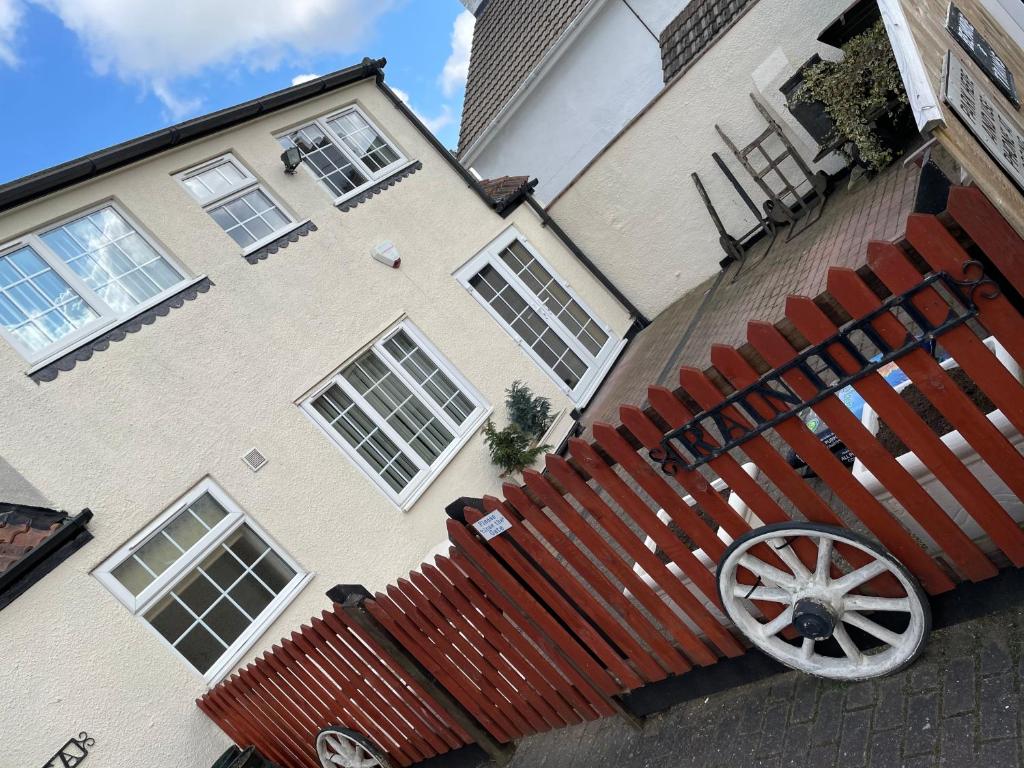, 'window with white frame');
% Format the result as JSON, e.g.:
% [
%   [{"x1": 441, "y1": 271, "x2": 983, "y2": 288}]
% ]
[
  {"x1": 0, "y1": 205, "x2": 189, "y2": 363},
  {"x1": 456, "y1": 230, "x2": 620, "y2": 405},
  {"x1": 95, "y1": 480, "x2": 308, "y2": 682},
  {"x1": 277, "y1": 106, "x2": 405, "y2": 202},
  {"x1": 176, "y1": 154, "x2": 296, "y2": 250},
  {"x1": 302, "y1": 321, "x2": 487, "y2": 506}
]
